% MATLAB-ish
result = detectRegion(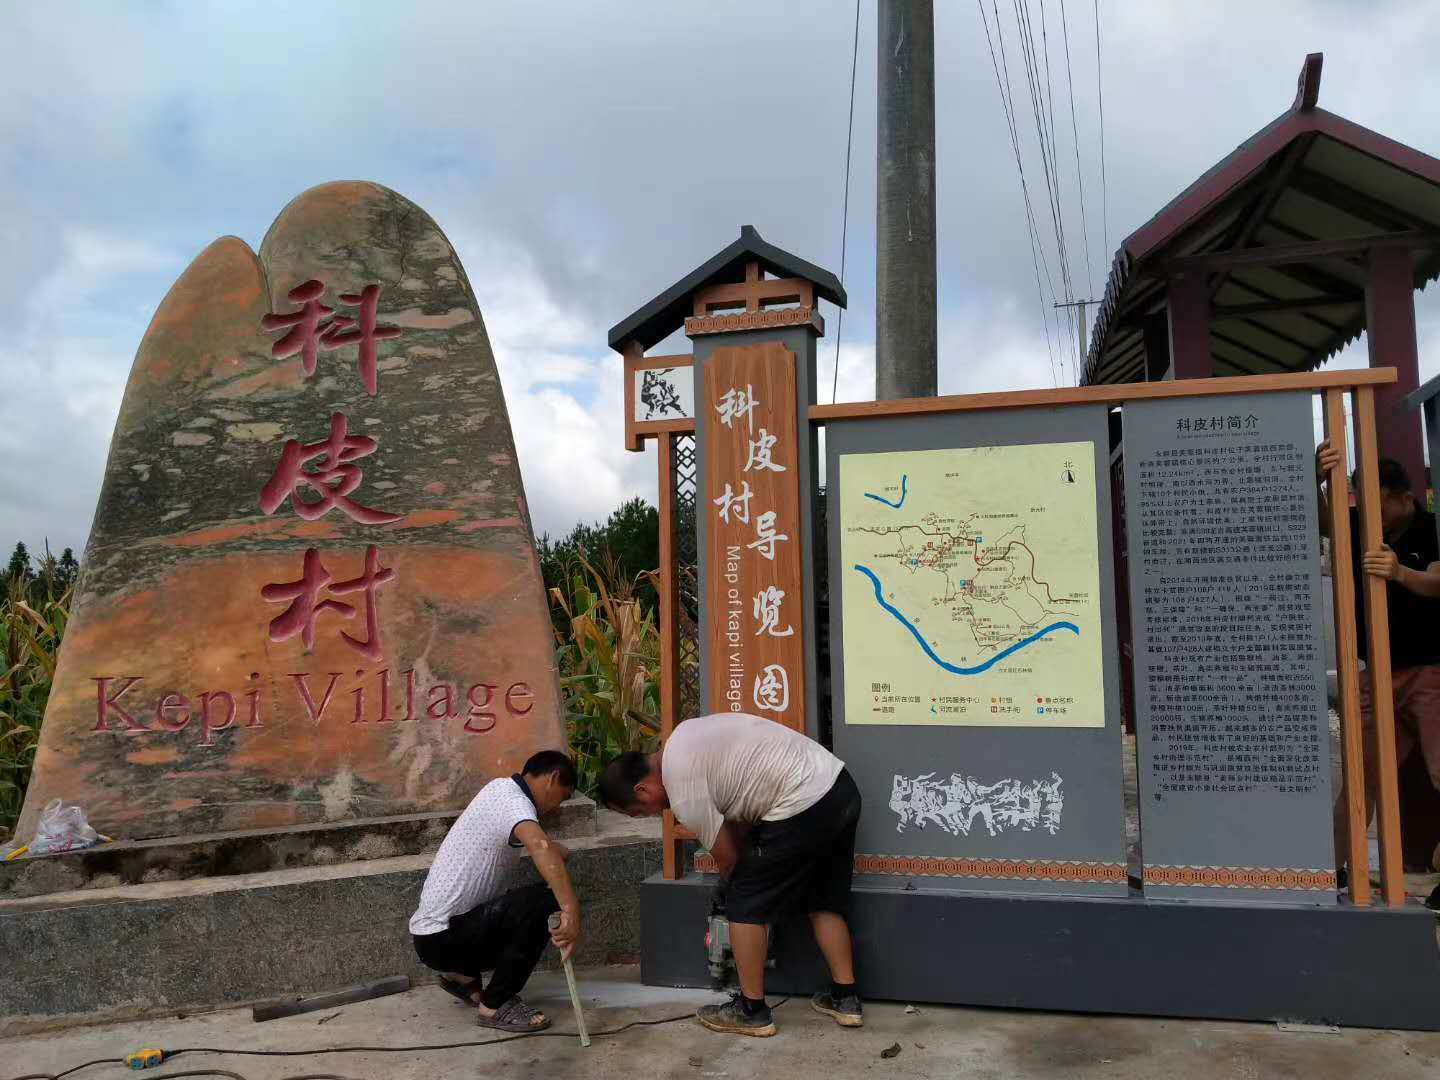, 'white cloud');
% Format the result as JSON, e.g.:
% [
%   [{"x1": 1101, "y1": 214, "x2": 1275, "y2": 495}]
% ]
[{"x1": 7, "y1": 1, "x2": 1440, "y2": 557}]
